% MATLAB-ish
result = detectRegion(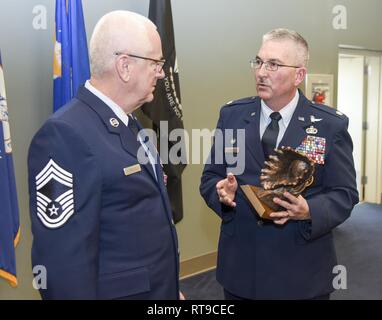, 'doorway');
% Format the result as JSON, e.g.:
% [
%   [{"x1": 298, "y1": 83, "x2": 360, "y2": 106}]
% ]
[{"x1": 337, "y1": 48, "x2": 382, "y2": 204}]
